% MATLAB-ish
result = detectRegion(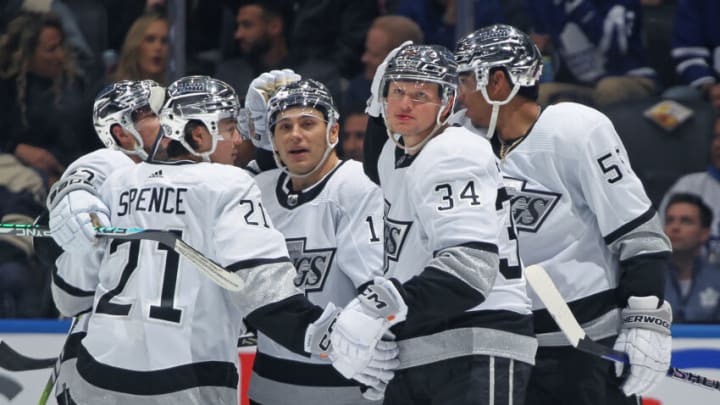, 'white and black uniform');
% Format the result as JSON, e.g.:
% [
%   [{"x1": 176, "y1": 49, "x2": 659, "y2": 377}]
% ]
[
  {"x1": 60, "y1": 160, "x2": 322, "y2": 405},
  {"x1": 495, "y1": 102, "x2": 671, "y2": 346},
  {"x1": 377, "y1": 126, "x2": 536, "y2": 370},
  {"x1": 50, "y1": 148, "x2": 134, "y2": 403},
  {"x1": 249, "y1": 160, "x2": 384, "y2": 405}
]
